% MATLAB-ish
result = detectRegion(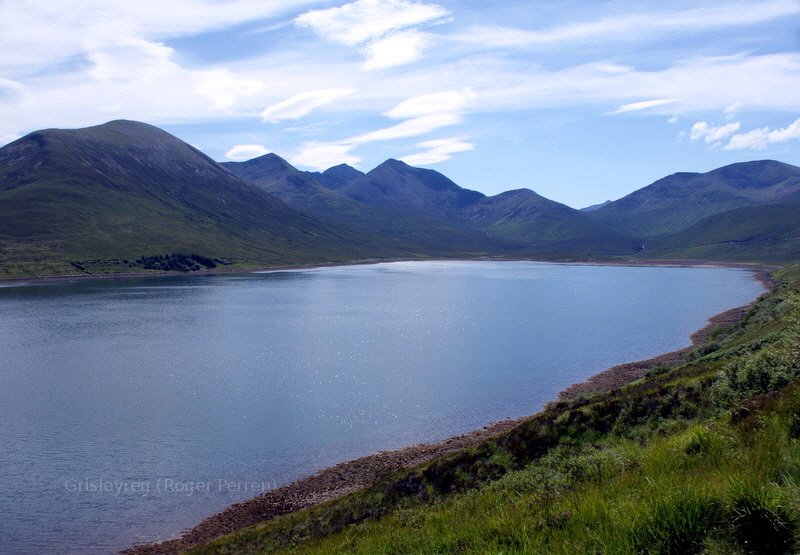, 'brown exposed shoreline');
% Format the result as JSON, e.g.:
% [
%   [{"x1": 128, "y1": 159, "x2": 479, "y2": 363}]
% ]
[{"x1": 123, "y1": 265, "x2": 773, "y2": 555}]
